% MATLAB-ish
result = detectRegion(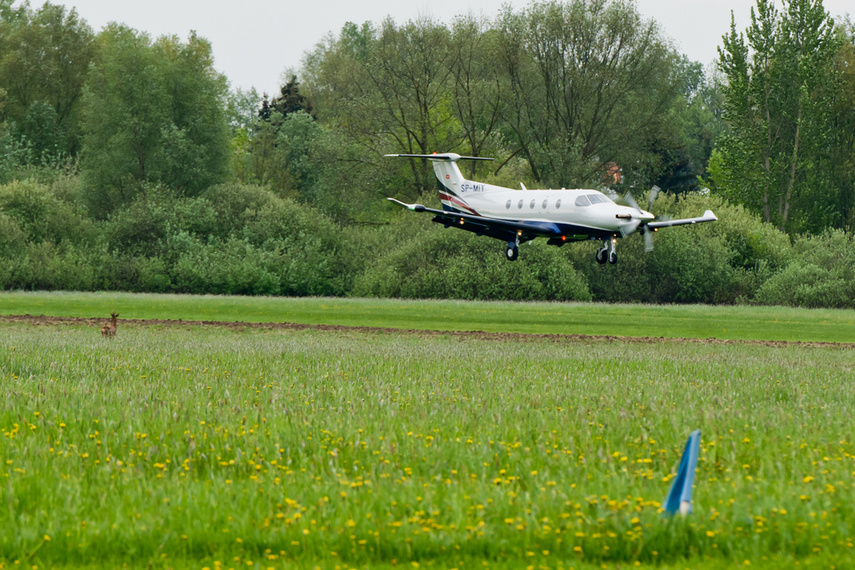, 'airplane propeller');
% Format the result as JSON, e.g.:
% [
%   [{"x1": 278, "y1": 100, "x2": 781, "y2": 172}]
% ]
[
  {"x1": 624, "y1": 187, "x2": 663, "y2": 251},
  {"x1": 648, "y1": 185, "x2": 659, "y2": 209},
  {"x1": 619, "y1": 191, "x2": 645, "y2": 238}
]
